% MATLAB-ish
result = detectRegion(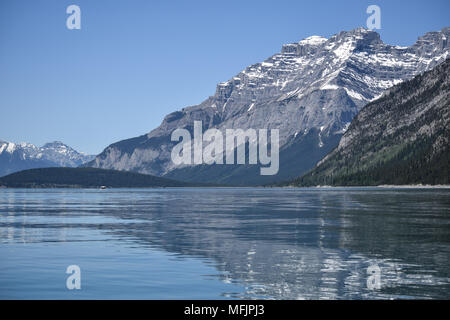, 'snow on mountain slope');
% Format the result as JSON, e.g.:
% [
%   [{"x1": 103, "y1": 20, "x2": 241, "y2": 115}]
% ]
[
  {"x1": 0, "y1": 140, "x2": 95, "y2": 177},
  {"x1": 293, "y1": 58, "x2": 450, "y2": 186},
  {"x1": 87, "y1": 27, "x2": 450, "y2": 185}
]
